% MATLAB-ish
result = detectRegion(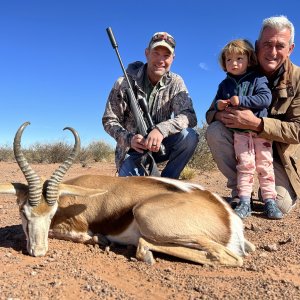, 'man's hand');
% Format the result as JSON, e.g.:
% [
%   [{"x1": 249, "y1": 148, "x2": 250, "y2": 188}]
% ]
[
  {"x1": 215, "y1": 107, "x2": 263, "y2": 132},
  {"x1": 130, "y1": 128, "x2": 164, "y2": 153},
  {"x1": 143, "y1": 128, "x2": 164, "y2": 152},
  {"x1": 130, "y1": 134, "x2": 147, "y2": 153}
]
